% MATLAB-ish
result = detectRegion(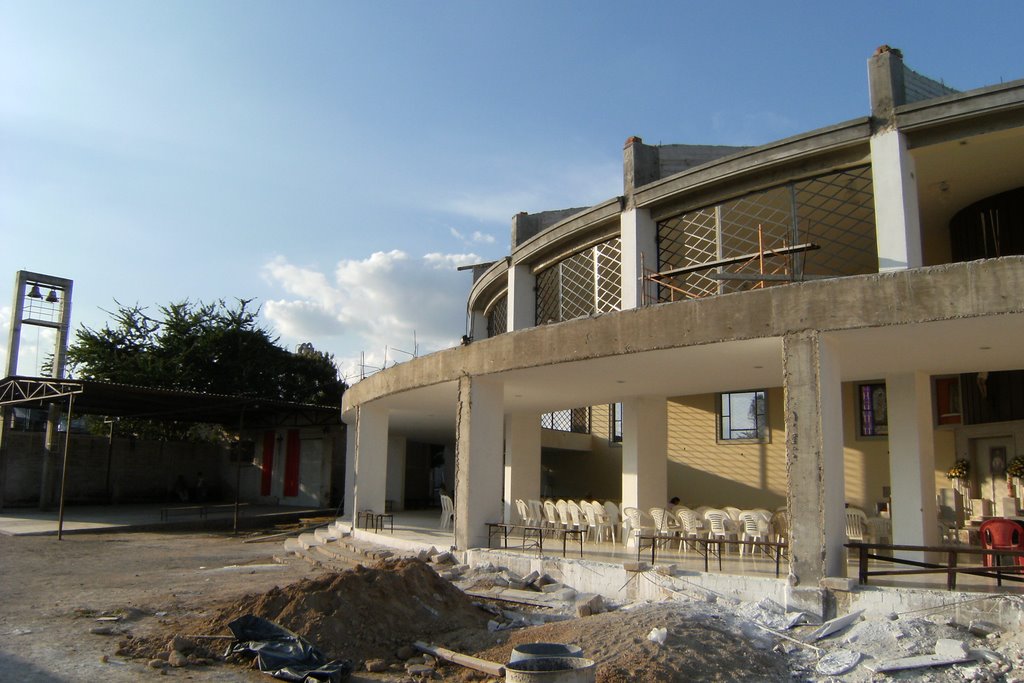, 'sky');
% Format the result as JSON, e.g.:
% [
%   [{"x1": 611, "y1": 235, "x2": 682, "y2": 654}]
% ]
[{"x1": 2, "y1": 1, "x2": 1022, "y2": 383}]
